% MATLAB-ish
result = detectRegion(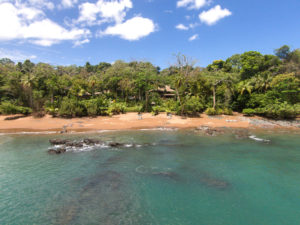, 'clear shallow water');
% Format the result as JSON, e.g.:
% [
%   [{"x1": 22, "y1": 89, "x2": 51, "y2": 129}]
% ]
[{"x1": 1, "y1": 130, "x2": 300, "y2": 225}]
